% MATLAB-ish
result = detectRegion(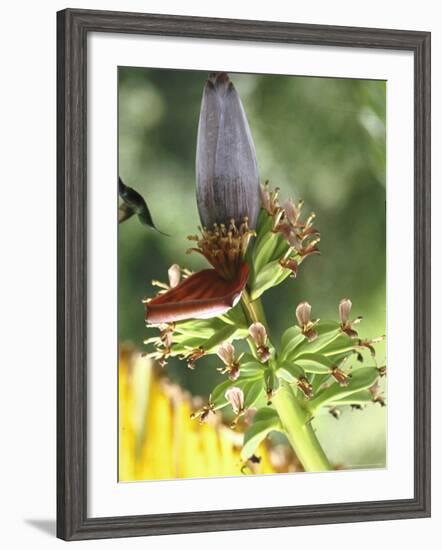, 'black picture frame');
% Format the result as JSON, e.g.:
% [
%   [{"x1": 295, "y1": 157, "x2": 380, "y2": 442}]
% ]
[{"x1": 57, "y1": 8, "x2": 431, "y2": 541}]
